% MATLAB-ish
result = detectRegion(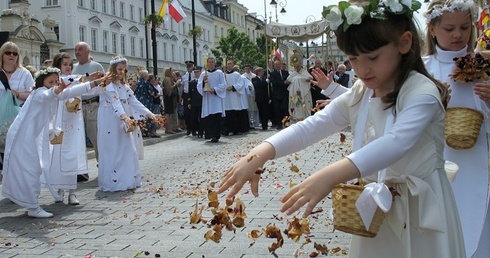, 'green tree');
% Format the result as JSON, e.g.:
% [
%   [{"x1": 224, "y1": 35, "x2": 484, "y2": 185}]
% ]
[{"x1": 212, "y1": 27, "x2": 265, "y2": 68}]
